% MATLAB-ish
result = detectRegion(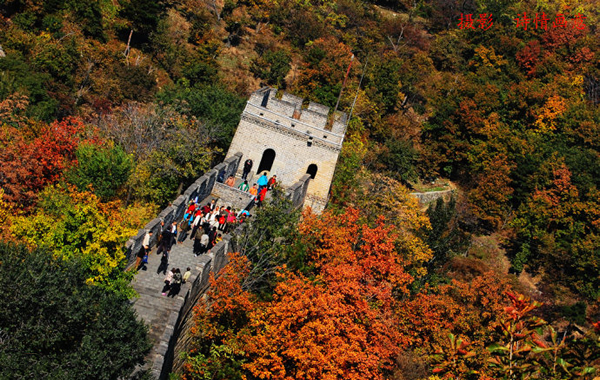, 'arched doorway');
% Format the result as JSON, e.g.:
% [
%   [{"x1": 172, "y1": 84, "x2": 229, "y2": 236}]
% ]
[
  {"x1": 306, "y1": 164, "x2": 318, "y2": 179},
  {"x1": 257, "y1": 149, "x2": 276, "y2": 175}
]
